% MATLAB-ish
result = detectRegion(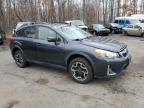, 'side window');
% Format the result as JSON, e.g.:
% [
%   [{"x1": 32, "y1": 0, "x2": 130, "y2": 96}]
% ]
[
  {"x1": 38, "y1": 26, "x2": 57, "y2": 40},
  {"x1": 126, "y1": 20, "x2": 130, "y2": 24},
  {"x1": 119, "y1": 20, "x2": 122, "y2": 24},
  {"x1": 16, "y1": 29, "x2": 25, "y2": 37},
  {"x1": 128, "y1": 25, "x2": 133, "y2": 28},
  {"x1": 119, "y1": 20, "x2": 124, "y2": 24},
  {"x1": 134, "y1": 25, "x2": 140, "y2": 28},
  {"x1": 114, "y1": 20, "x2": 118, "y2": 24},
  {"x1": 16, "y1": 26, "x2": 37, "y2": 38},
  {"x1": 24, "y1": 27, "x2": 37, "y2": 38}
]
